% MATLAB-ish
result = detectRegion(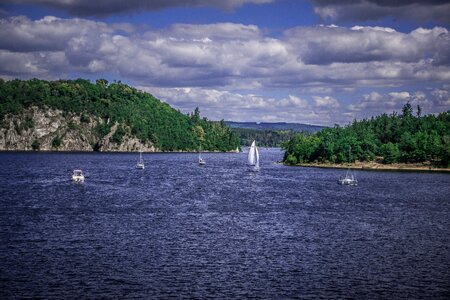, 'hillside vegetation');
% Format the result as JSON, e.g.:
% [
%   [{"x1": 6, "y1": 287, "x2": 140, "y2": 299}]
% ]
[
  {"x1": 283, "y1": 103, "x2": 450, "y2": 167},
  {"x1": 0, "y1": 78, "x2": 239, "y2": 151},
  {"x1": 231, "y1": 127, "x2": 297, "y2": 147},
  {"x1": 227, "y1": 121, "x2": 324, "y2": 147},
  {"x1": 225, "y1": 121, "x2": 324, "y2": 132}
]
